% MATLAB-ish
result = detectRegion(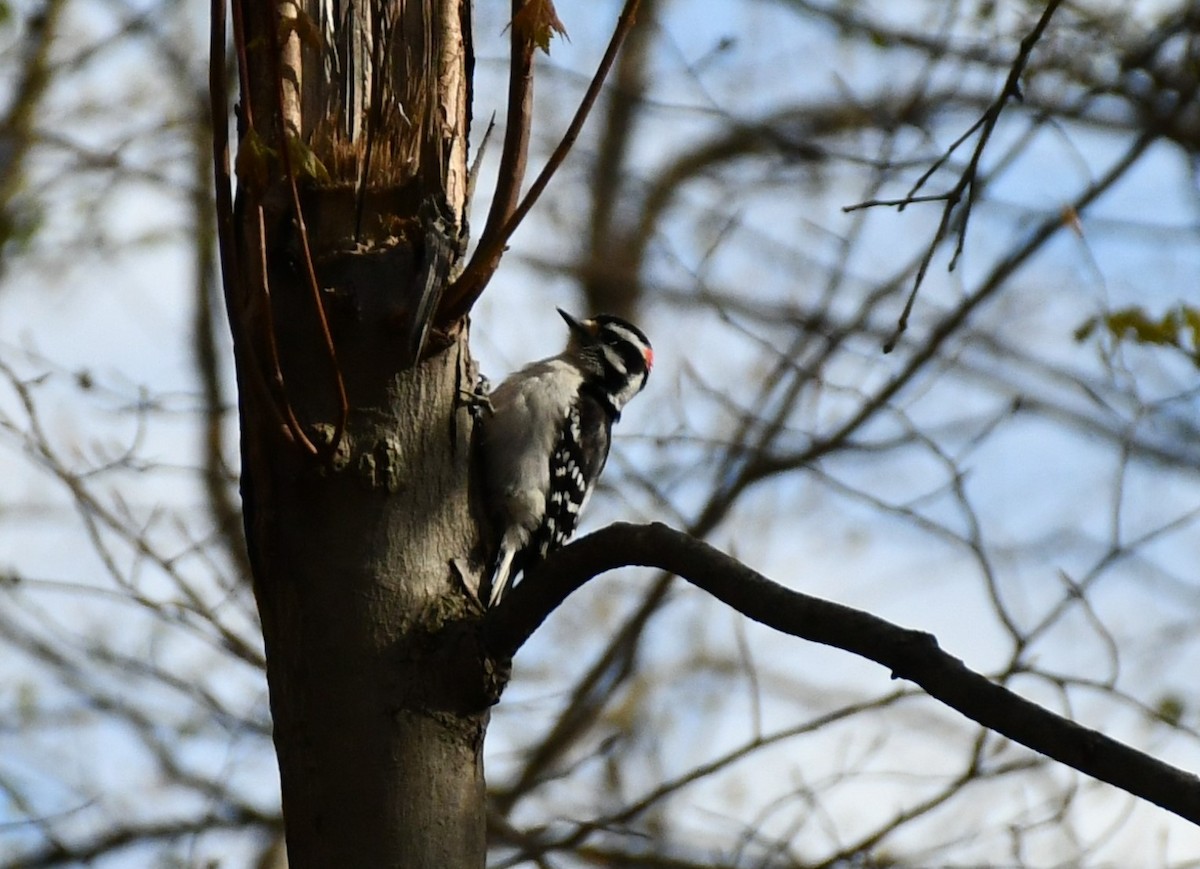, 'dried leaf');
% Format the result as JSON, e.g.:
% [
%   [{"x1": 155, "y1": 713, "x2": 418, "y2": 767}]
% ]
[
  {"x1": 1060, "y1": 204, "x2": 1083, "y2": 238},
  {"x1": 512, "y1": 0, "x2": 569, "y2": 55}
]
